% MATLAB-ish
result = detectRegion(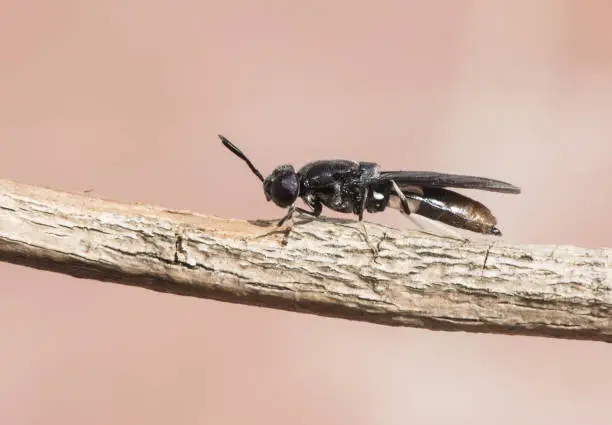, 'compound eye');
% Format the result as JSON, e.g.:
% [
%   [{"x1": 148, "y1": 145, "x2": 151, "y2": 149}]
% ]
[{"x1": 270, "y1": 173, "x2": 298, "y2": 208}]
